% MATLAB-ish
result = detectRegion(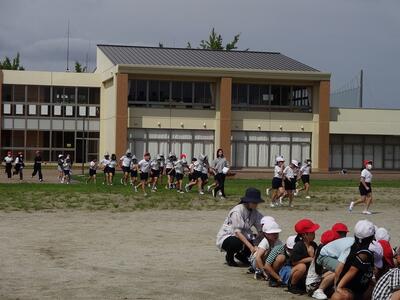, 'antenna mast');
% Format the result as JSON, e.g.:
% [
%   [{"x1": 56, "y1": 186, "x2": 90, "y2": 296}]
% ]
[{"x1": 66, "y1": 20, "x2": 70, "y2": 72}]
